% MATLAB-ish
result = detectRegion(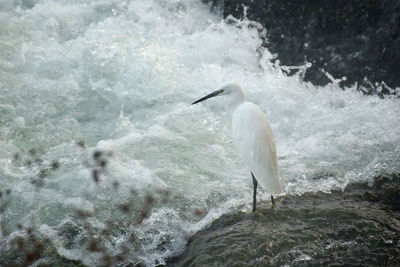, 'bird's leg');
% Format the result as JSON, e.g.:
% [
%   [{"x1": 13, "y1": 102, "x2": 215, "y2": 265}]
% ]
[
  {"x1": 271, "y1": 195, "x2": 276, "y2": 209},
  {"x1": 251, "y1": 172, "x2": 257, "y2": 212}
]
